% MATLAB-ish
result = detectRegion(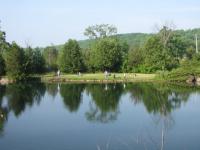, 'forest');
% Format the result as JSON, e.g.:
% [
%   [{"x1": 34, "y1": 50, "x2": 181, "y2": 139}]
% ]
[{"x1": 0, "y1": 24, "x2": 200, "y2": 81}]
